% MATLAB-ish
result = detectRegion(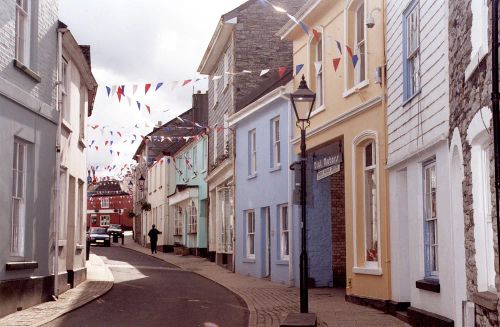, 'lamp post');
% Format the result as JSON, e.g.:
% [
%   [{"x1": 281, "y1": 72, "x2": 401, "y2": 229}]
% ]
[
  {"x1": 138, "y1": 175, "x2": 145, "y2": 191},
  {"x1": 289, "y1": 75, "x2": 316, "y2": 313}
]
